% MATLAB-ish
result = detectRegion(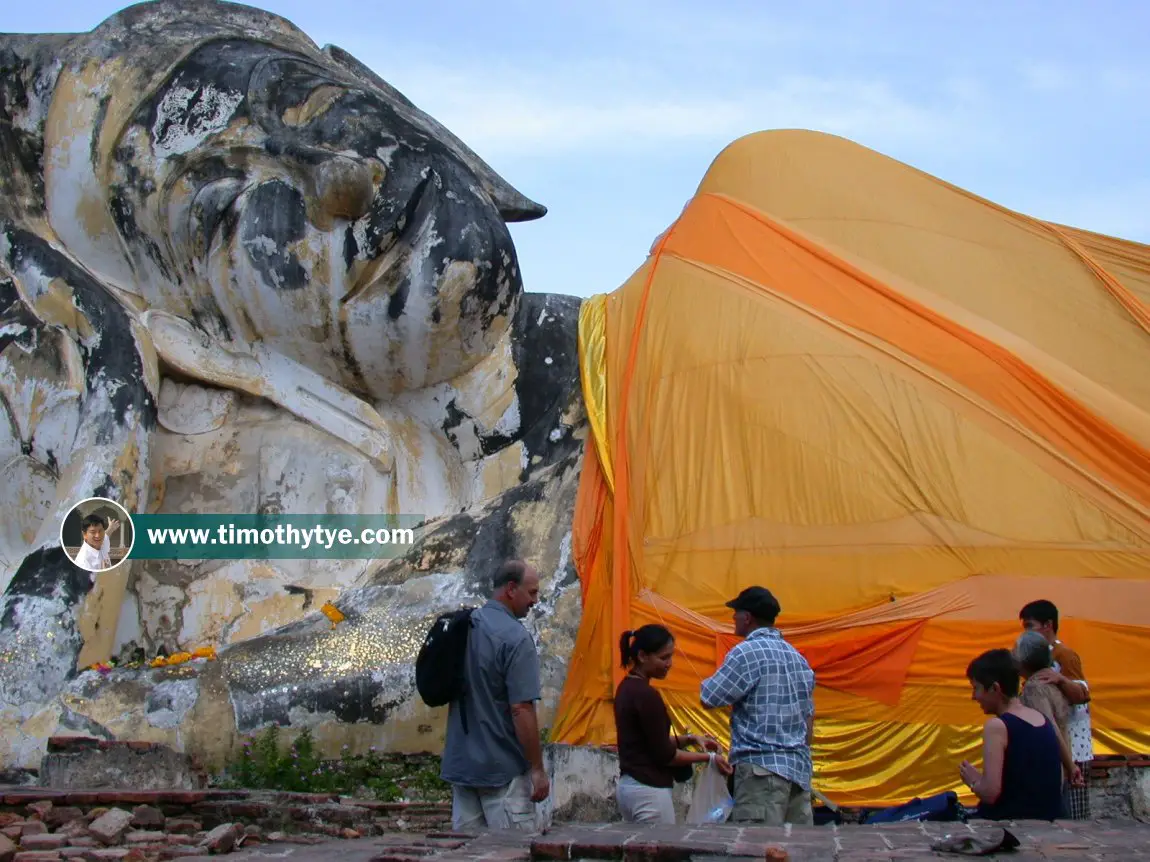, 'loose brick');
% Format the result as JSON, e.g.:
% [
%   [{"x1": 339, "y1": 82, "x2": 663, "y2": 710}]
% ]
[
  {"x1": 475, "y1": 850, "x2": 530, "y2": 862},
  {"x1": 16, "y1": 837, "x2": 68, "y2": 853},
  {"x1": 88, "y1": 811, "x2": 133, "y2": 847},
  {"x1": 92, "y1": 798, "x2": 152, "y2": 810},
  {"x1": 56, "y1": 841, "x2": 93, "y2": 851},
  {"x1": 13, "y1": 853, "x2": 63, "y2": 862},
  {"x1": 0, "y1": 834, "x2": 15, "y2": 862},
  {"x1": 198, "y1": 824, "x2": 242, "y2": 855},
  {"x1": 128, "y1": 847, "x2": 167, "y2": 858},
  {"x1": 43, "y1": 811, "x2": 83, "y2": 831},
  {"x1": 24, "y1": 805, "x2": 52, "y2": 823},
  {"x1": 3, "y1": 829, "x2": 21, "y2": 842},
  {"x1": 155, "y1": 849, "x2": 199, "y2": 861},
  {"x1": 160, "y1": 821, "x2": 198, "y2": 837},
  {"x1": 188, "y1": 802, "x2": 267, "y2": 823},
  {"x1": 122, "y1": 833, "x2": 164, "y2": 846},
  {"x1": 127, "y1": 809, "x2": 162, "y2": 832},
  {"x1": 0, "y1": 817, "x2": 20, "y2": 830},
  {"x1": 84, "y1": 850, "x2": 130, "y2": 861},
  {"x1": 424, "y1": 840, "x2": 467, "y2": 851},
  {"x1": 55, "y1": 823, "x2": 88, "y2": 842},
  {"x1": 19, "y1": 825, "x2": 47, "y2": 839},
  {"x1": 620, "y1": 840, "x2": 661, "y2": 862},
  {"x1": 372, "y1": 847, "x2": 433, "y2": 858},
  {"x1": 530, "y1": 840, "x2": 571, "y2": 861}
]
